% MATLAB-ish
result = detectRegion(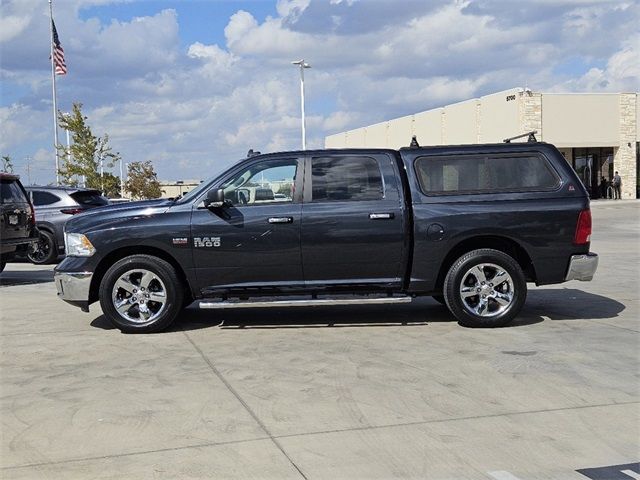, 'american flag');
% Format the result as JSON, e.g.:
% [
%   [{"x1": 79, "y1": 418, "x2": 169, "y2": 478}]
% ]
[{"x1": 52, "y1": 20, "x2": 67, "y2": 75}]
